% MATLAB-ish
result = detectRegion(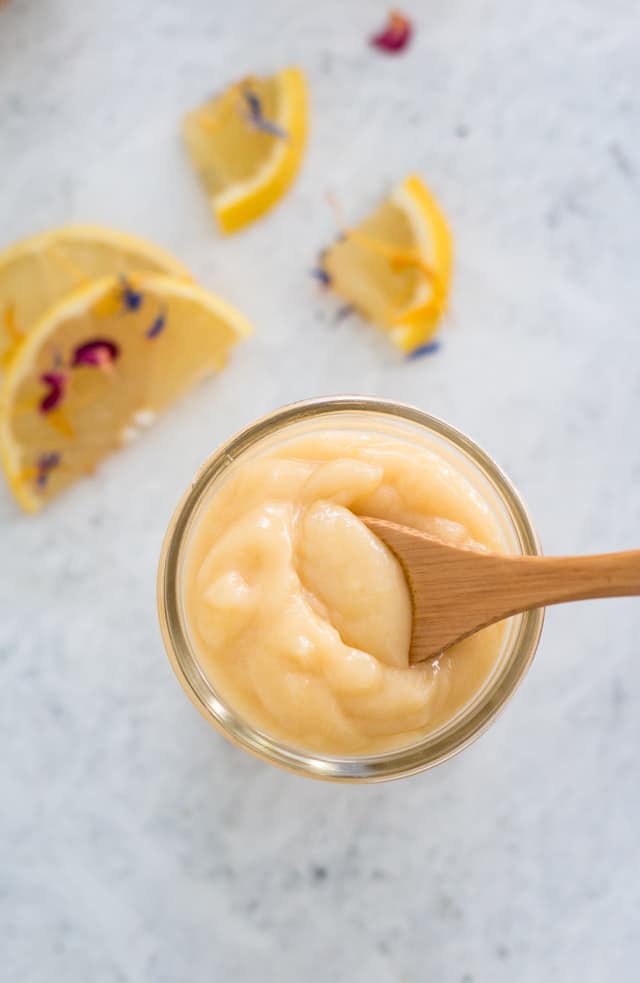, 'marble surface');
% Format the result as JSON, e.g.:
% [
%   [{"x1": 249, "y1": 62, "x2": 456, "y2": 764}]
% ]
[{"x1": 2, "y1": 1, "x2": 640, "y2": 980}]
